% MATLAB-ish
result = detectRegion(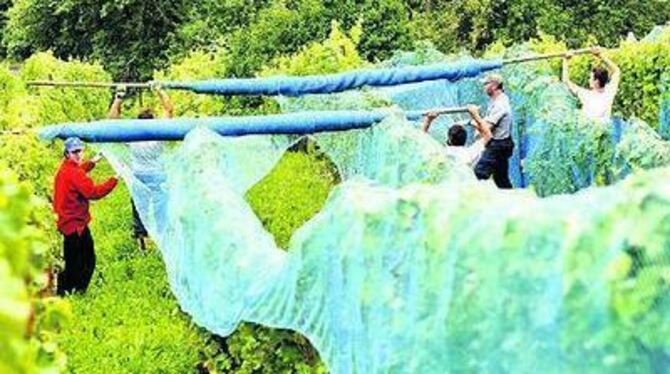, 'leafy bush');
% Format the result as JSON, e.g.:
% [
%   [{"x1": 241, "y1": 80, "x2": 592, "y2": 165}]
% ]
[
  {"x1": 169, "y1": 0, "x2": 271, "y2": 56},
  {"x1": 20, "y1": 52, "x2": 111, "y2": 126},
  {"x1": 3, "y1": 0, "x2": 194, "y2": 80},
  {"x1": 355, "y1": 0, "x2": 413, "y2": 62},
  {"x1": 262, "y1": 21, "x2": 365, "y2": 77},
  {"x1": 0, "y1": 166, "x2": 69, "y2": 373},
  {"x1": 226, "y1": 0, "x2": 331, "y2": 77},
  {"x1": 247, "y1": 151, "x2": 338, "y2": 249}
]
